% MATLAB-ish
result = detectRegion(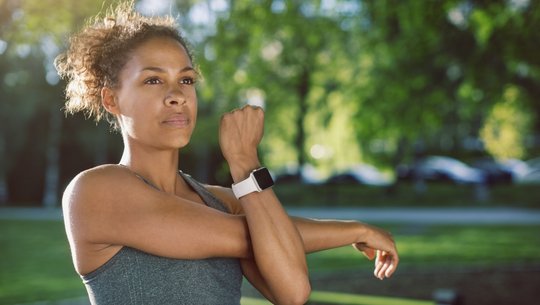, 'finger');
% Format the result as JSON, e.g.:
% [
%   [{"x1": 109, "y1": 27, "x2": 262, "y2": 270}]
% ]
[
  {"x1": 373, "y1": 250, "x2": 384, "y2": 279},
  {"x1": 376, "y1": 251, "x2": 395, "y2": 280},
  {"x1": 384, "y1": 251, "x2": 399, "y2": 278},
  {"x1": 377, "y1": 251, "x2": 399, "y2": 279},
  {"x1": 377, "y1": 254, "x2": 392, "y2": 279},
  {"x1": 384, "y1": 258, "x2": 397, "y2": 278},
  {"x1": 375, "y1": 252, "x2": 386, "y2": 279}
]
